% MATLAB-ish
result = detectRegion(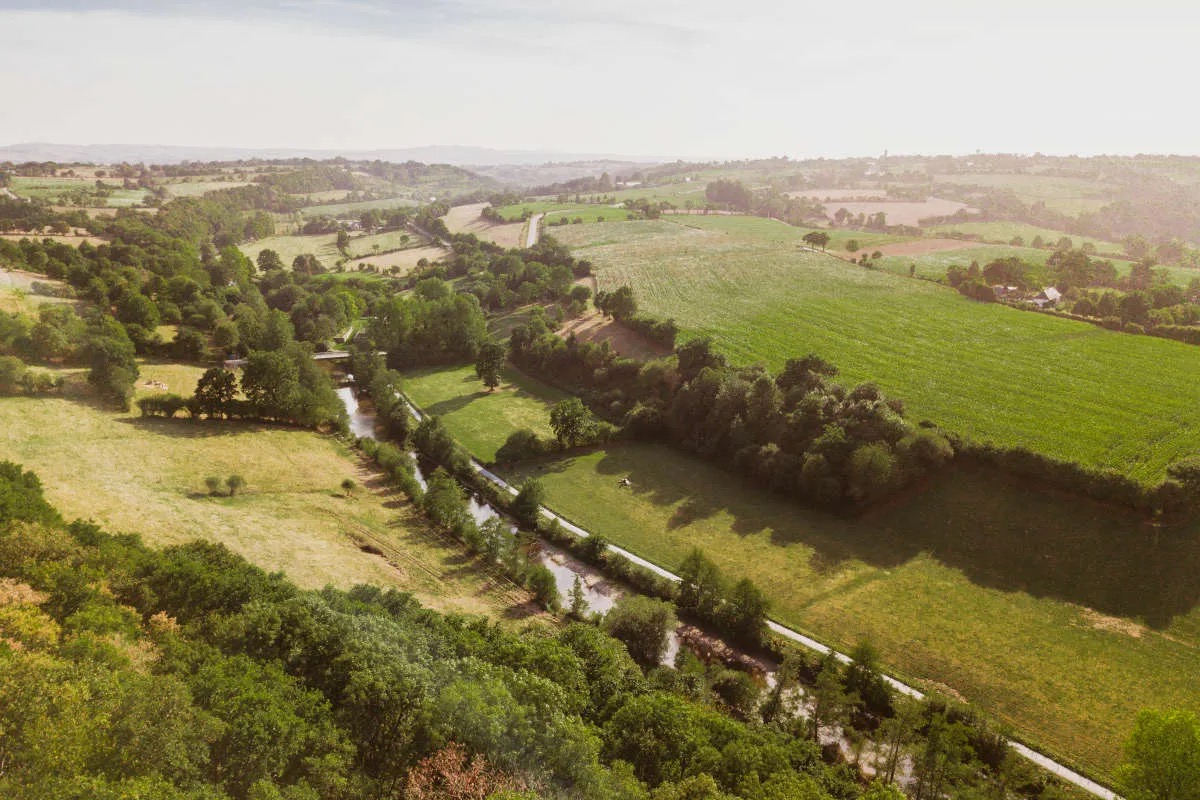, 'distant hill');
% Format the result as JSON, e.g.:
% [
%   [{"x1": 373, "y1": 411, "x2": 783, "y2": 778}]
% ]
[{"x1": 0, "y1": 142, "x2": 670, "y2": 168}]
